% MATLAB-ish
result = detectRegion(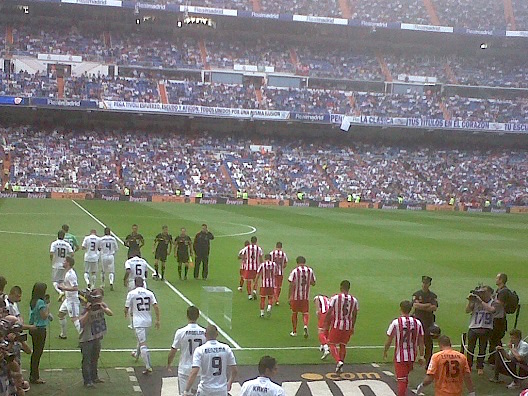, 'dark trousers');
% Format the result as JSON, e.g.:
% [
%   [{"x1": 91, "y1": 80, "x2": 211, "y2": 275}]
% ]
[
  {"x1": 488, "y1": 317, "x2": 507, "y2": 364},
  {"x1": 467, "y1": 328, "x2": 491, "y2": 369},
  {"x1": 80, "y1": 338, "x2": 102, "y2": 385},
  {"x1": 30, "y1": 327, "x2": 47, "y2": 381},
  {"x1": 494, "y1": 350, "x2": 528, "y2": 383},
  {"x1": 424, "y1": 332, "x2": 433, "y2": 368},
  {"x1": 194, "y1": 253, "x2": 209, "y2": 279}
]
